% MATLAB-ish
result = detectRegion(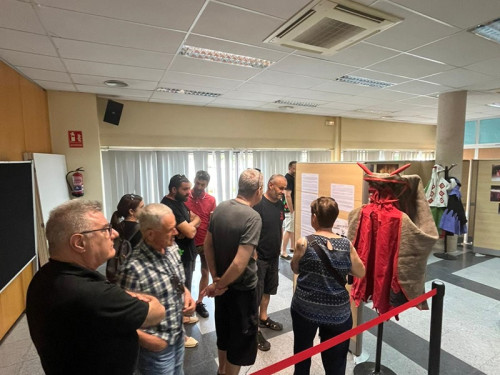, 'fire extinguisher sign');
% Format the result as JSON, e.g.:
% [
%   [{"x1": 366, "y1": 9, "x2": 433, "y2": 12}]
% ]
[{"x1": 68, "y1": 131, "x2": 83, "y2": 148}]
